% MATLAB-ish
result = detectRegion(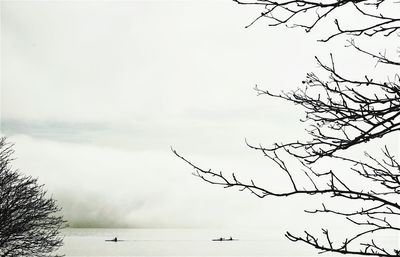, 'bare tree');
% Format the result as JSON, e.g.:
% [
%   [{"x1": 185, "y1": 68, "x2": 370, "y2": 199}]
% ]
[
  {"x1": 173, "y1": 0, "x2": 400, "y2": 256},
  {"x1": 234, "y1": 0, "x2": 400, "y2": 42},
  {"x1": 0, "y1": 137, "x2": 65, "y2": 257}
]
